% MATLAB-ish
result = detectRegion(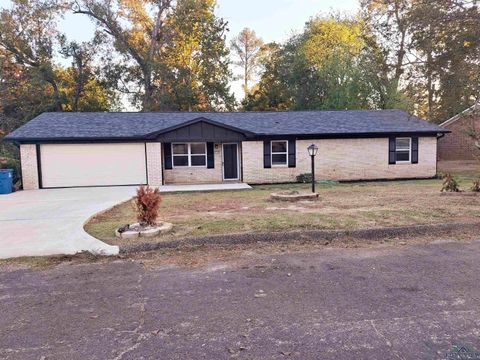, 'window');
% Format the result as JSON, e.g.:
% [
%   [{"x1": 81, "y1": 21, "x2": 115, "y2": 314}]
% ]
[
  {"x1": 271, "y1": 140, "x2": 288, "y2": 166},
  {"x1": 172, "y1": 143, "x2": 206, "y2": 167},
  {"x1": 395, "y1": 138, "x2": 411, "y2": 163}
]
